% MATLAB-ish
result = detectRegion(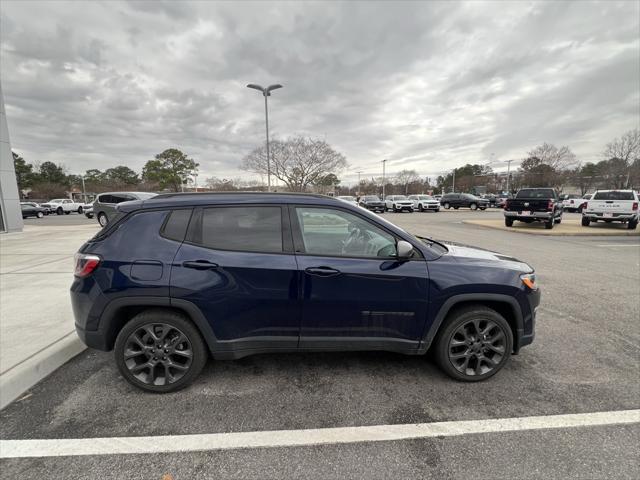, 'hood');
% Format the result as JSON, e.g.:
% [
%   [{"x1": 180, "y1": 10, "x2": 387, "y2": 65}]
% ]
[{"x1": 444, "y1": 243, "x2": 532, "y2": 273}]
